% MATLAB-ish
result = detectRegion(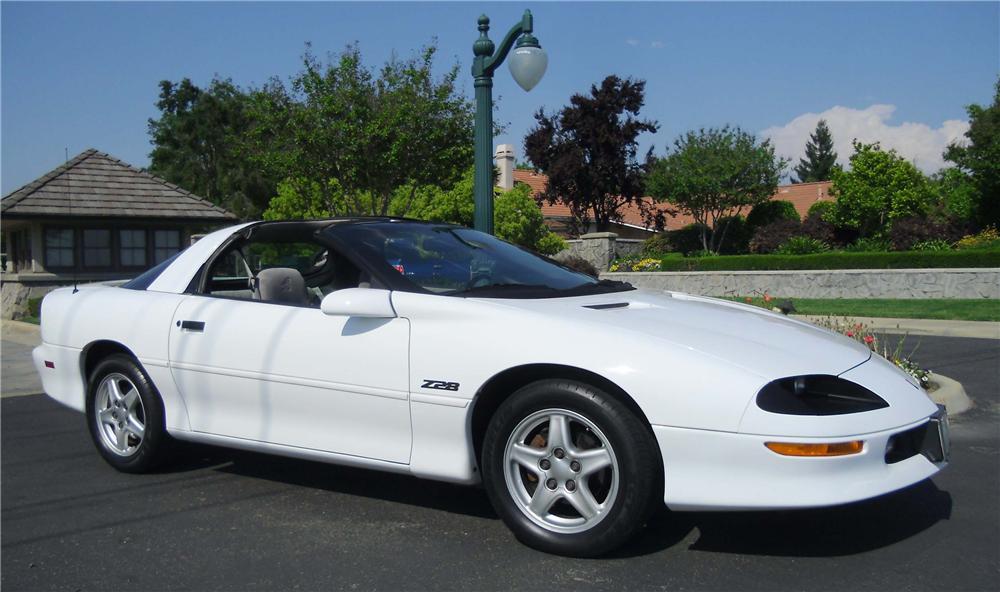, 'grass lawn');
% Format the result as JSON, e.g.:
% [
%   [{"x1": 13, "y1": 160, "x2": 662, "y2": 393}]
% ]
[{"x1": 731, "y1": 297, "x2": 1000, "y2": 322}]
